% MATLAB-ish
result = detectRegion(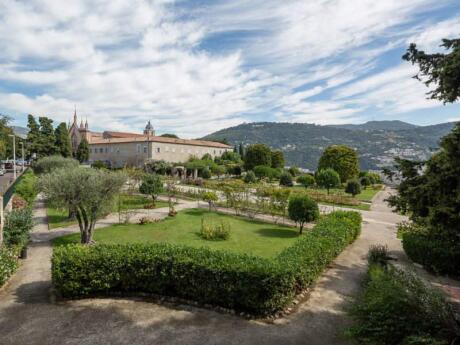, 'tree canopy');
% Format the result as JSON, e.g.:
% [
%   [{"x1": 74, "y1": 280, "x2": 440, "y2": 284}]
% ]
[
  {"x1": 403, "y1": 38, "x2": 460, "y2": 104},
  {"x1": 39, "y1": 168, "x2": 126, "y2": 243},
  {"x1": 316, "y1": 168, "x2": 340, "y2": 194},
  {"x1": 288, "y1": 194, "x2": 319, "y2": 234},
  {"x1": 54, "y1": 122, "x2": 72, "y2": 158},
  {"x1": 271, "y1": 150, "x2": 285, "y2": 169},
  {"x1": 244, "y1": 143, "x2": 272, "y2": 171},
  {"x1": 318, "y1": 145, "x2": 359, "y2": 182},
  {"x1": 76, "y1": 139, "x2": 89, "y2": 163}
]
